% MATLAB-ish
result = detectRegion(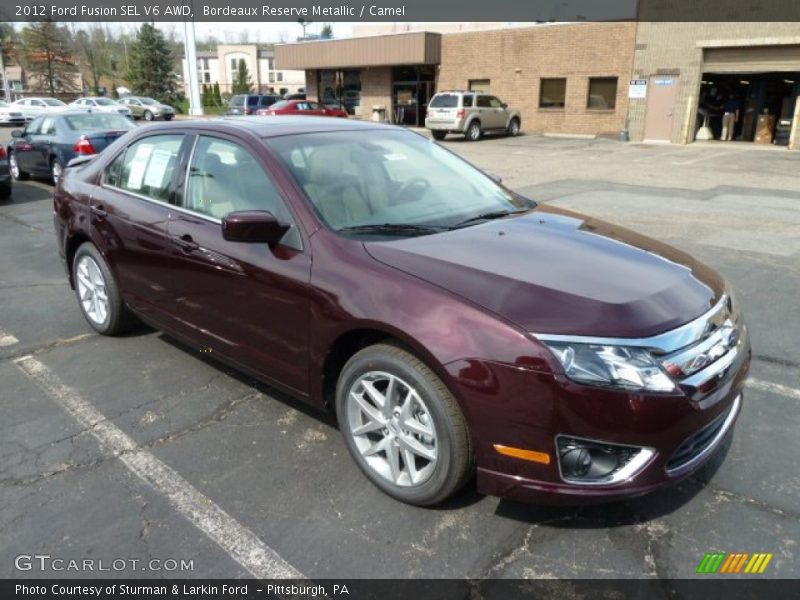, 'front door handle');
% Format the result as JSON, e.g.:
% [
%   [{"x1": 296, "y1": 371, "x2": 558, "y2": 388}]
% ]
[
  {"x1": 174, "y1": 234, "x2": 199, "y2": 253},
  {"x1": 90, "y1": 204, "x2": 107, "y2": 219}
]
